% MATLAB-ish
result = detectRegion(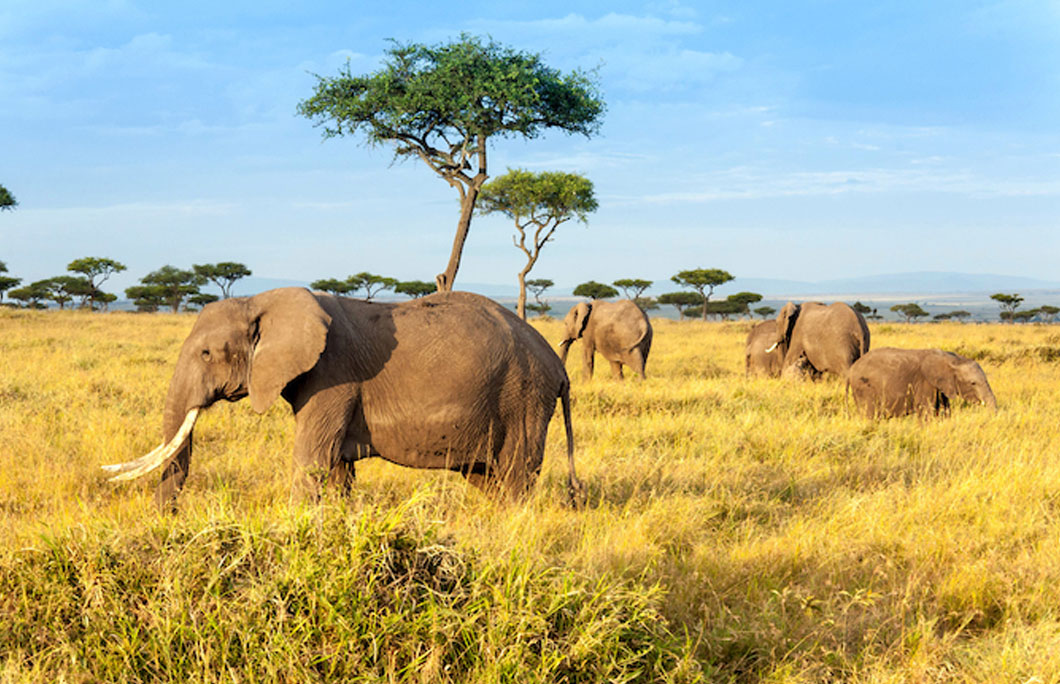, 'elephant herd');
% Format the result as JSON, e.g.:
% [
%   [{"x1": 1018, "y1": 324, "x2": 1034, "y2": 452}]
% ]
[
  {"x1": 745, "y1": 301, "x2": 996, "y2": 418},
  {"x1": 102, "y1": 288, "x2": 996, "y2": 507}
]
